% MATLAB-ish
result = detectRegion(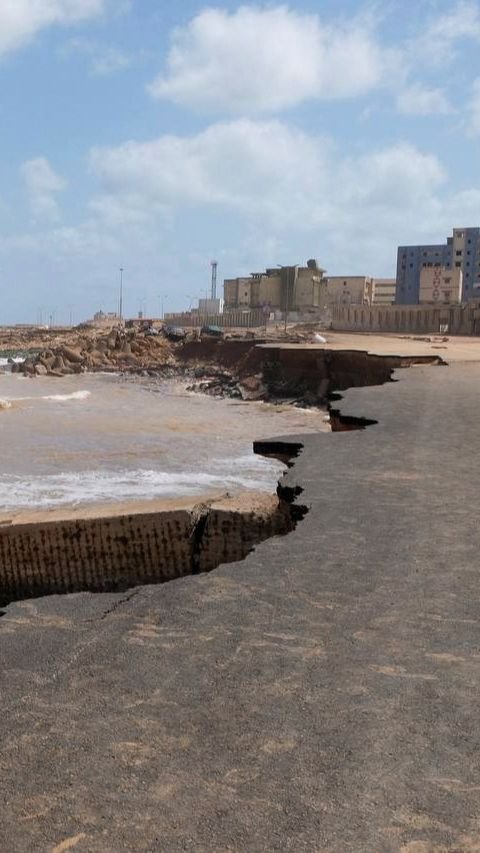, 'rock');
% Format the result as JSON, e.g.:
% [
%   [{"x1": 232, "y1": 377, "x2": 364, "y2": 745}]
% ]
[
  {"x1": 34, "y1": 363, "x2": 48, "y2": 376},
  {"x1": 239, "y1": 375, "x2": 266, "y2": 401},
  {"x1": 39, "y1": 356, "x2": 55, "y2": 370},
  {"x1": 52, "y1": 356, "x2": 65, "y2": 370},
  {"x1": 61, "y1": 347, "x2": 84, "y2": 364}
]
